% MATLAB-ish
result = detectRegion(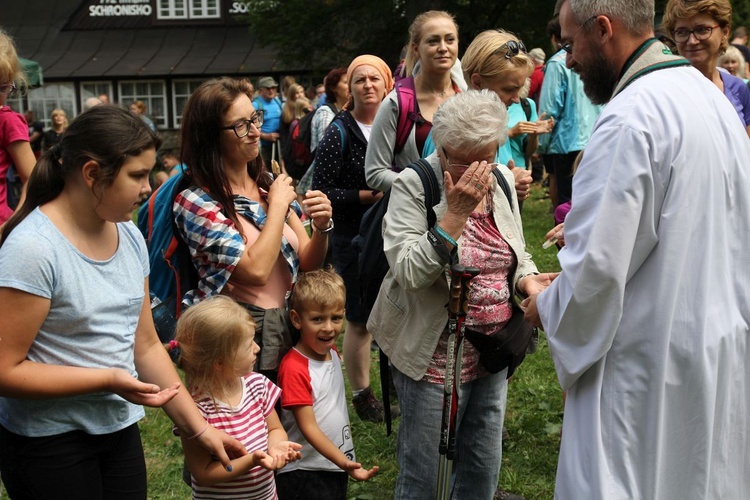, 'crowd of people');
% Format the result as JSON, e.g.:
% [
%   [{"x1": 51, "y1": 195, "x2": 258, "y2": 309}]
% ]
[{"x1": 1, "y1": 0, "x2": 750, "y2": 498}]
